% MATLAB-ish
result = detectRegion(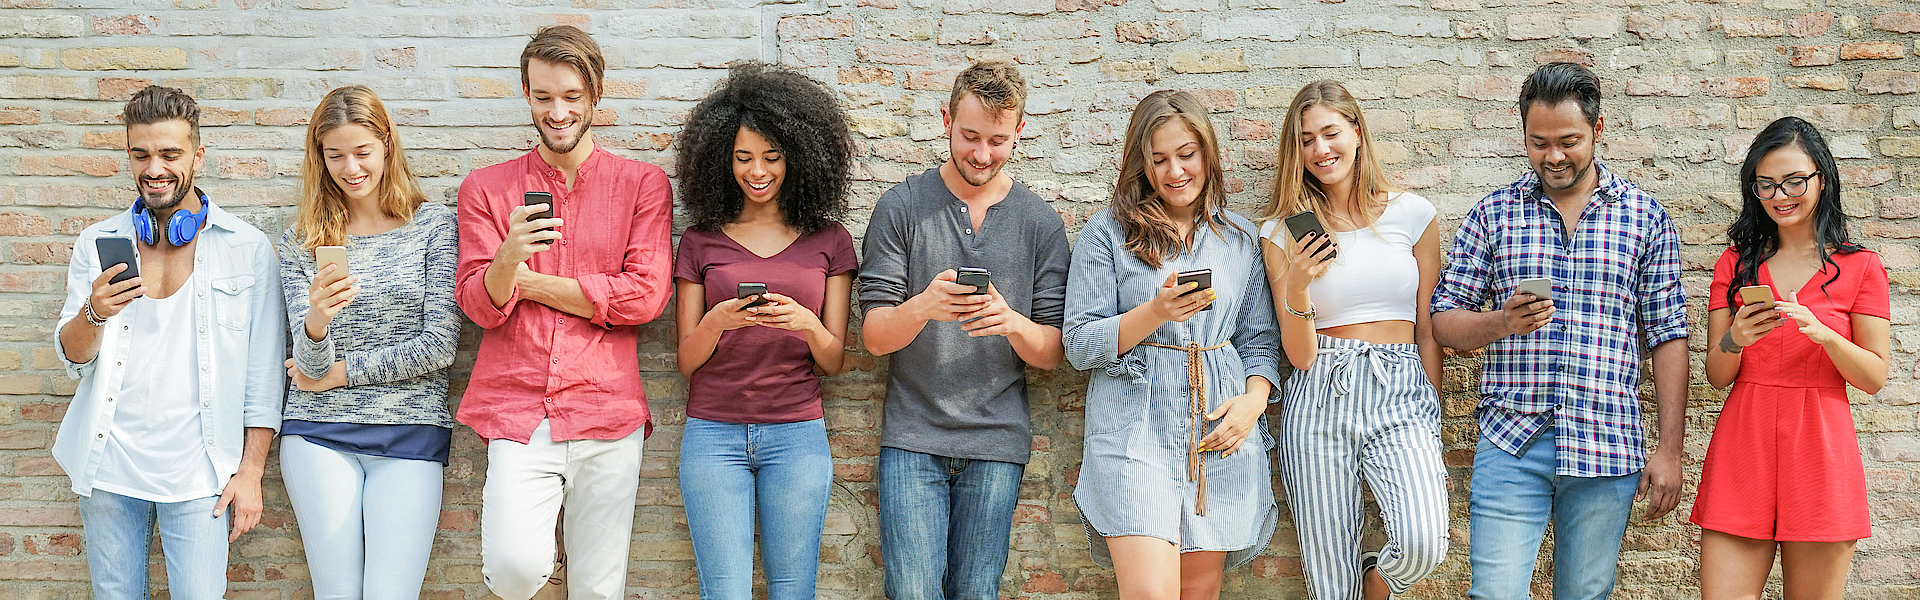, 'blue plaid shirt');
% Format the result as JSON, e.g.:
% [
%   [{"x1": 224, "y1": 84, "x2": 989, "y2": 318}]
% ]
[{"x1": 1432, "y1": 162, "x2": 1688, "y2": 478}]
